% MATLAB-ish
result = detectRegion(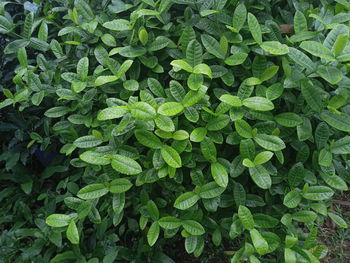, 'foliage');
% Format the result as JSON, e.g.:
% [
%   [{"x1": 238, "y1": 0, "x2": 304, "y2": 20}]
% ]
[{"x1": 1, "y1": 0, "x2": 350, "y2": 262}]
